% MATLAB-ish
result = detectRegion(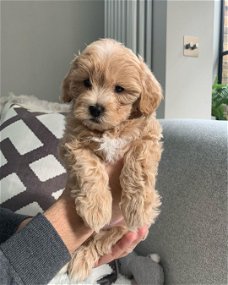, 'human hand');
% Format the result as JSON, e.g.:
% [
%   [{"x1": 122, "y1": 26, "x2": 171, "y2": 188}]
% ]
[
  {"x1": 98, "y1": 159, "x2": 149, "y2": 266},
  {"x1": 17, "y1": 158, "x2": 147, "y2": 258},
  {"x1": 105, "y1": 159, "x2": 125, "y2": 227},
  {"x1": 96, "y1": 226, "x2": 149, "y2": 267},
  {"x1": 50, "y1": 158, "x2": 148, "y2": 262}
]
